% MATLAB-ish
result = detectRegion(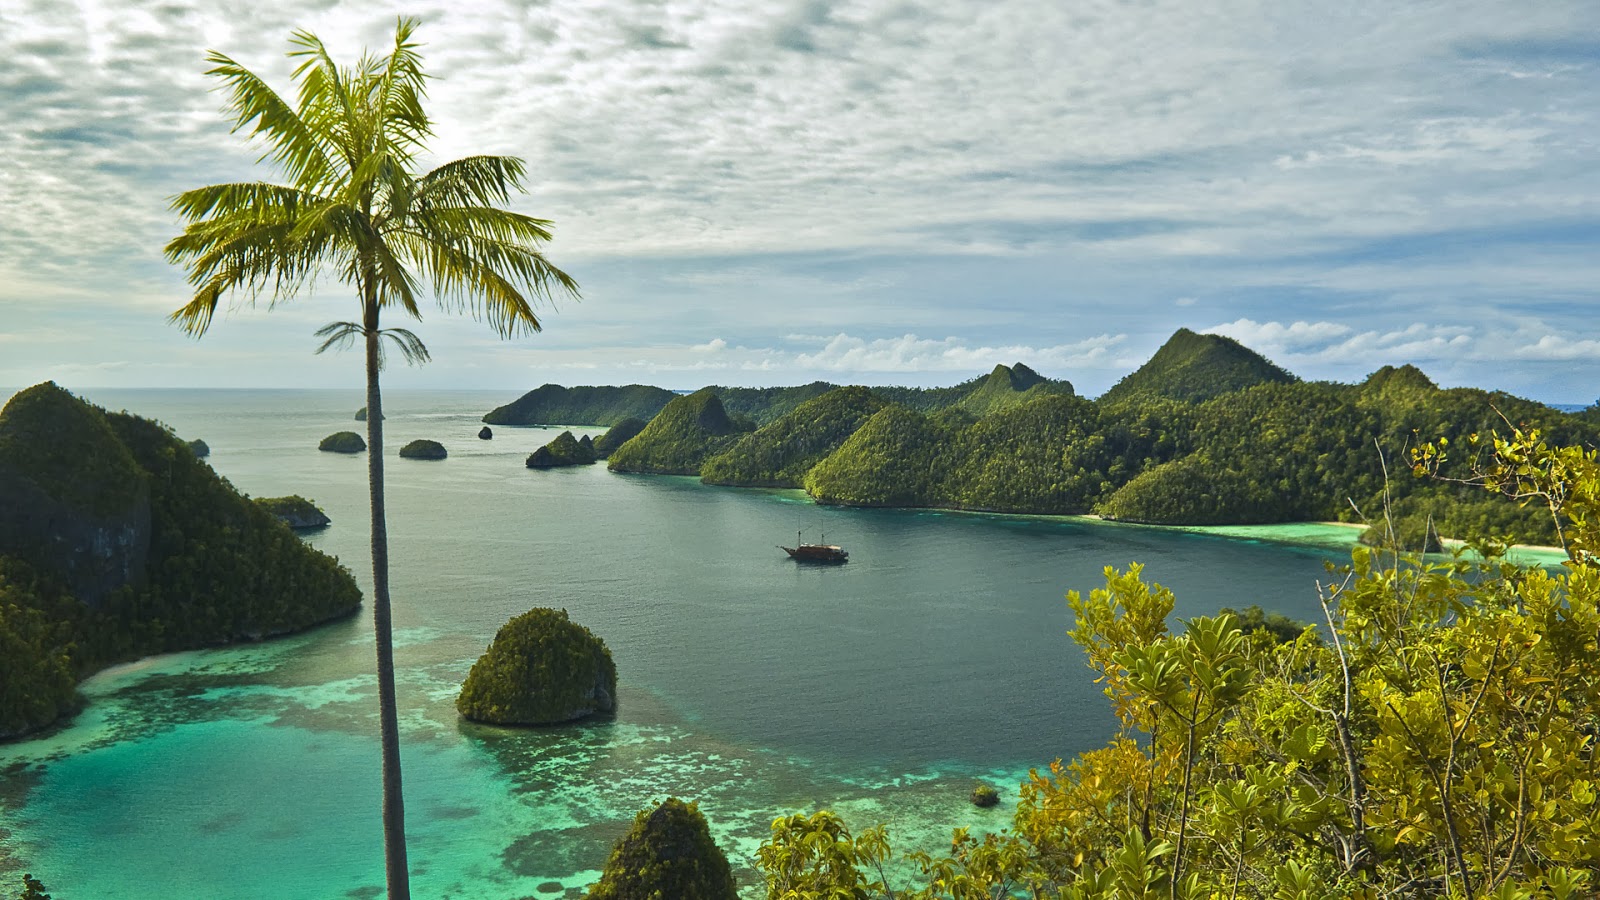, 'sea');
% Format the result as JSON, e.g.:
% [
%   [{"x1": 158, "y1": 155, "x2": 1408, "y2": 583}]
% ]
[{"x1": 0, "y1": 388, "x2": 1378, "y2": 899}]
